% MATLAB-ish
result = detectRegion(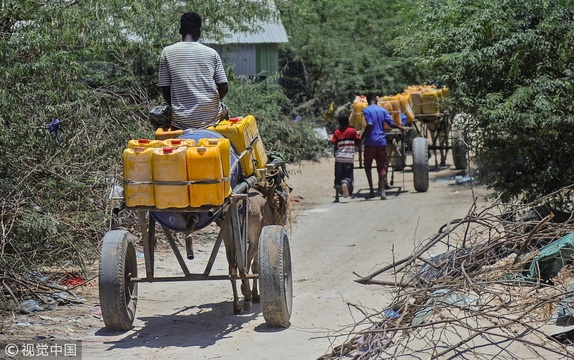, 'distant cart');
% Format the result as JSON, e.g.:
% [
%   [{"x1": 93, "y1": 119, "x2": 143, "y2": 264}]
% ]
[
  {"x1": 385, "y1": 110, "x2": 468, "y2": 192},
  {"x1": 385, "y1": 128, "x2": 429, "y2": 192},
  {"x1": 351, "y1": 93, "x2": 468, "y2": 193},
  {"x1": 413, "y1": 111, "x2": 468, "y2": 171},
  {"x1": 351, "y1": 98, "x2": 431, "y2": 193}
]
